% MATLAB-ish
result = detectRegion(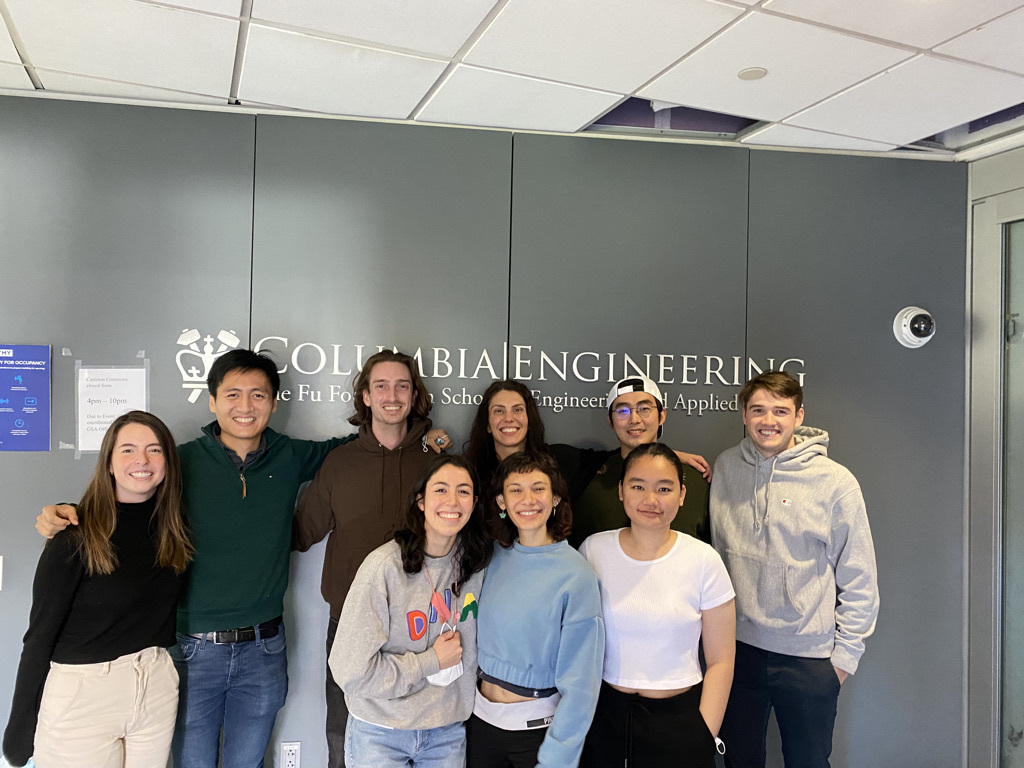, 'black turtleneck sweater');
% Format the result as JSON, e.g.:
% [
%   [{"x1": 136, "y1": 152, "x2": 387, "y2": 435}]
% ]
[{"x1": 3, "y1": 497, "x2": 184, "y2": 767}]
